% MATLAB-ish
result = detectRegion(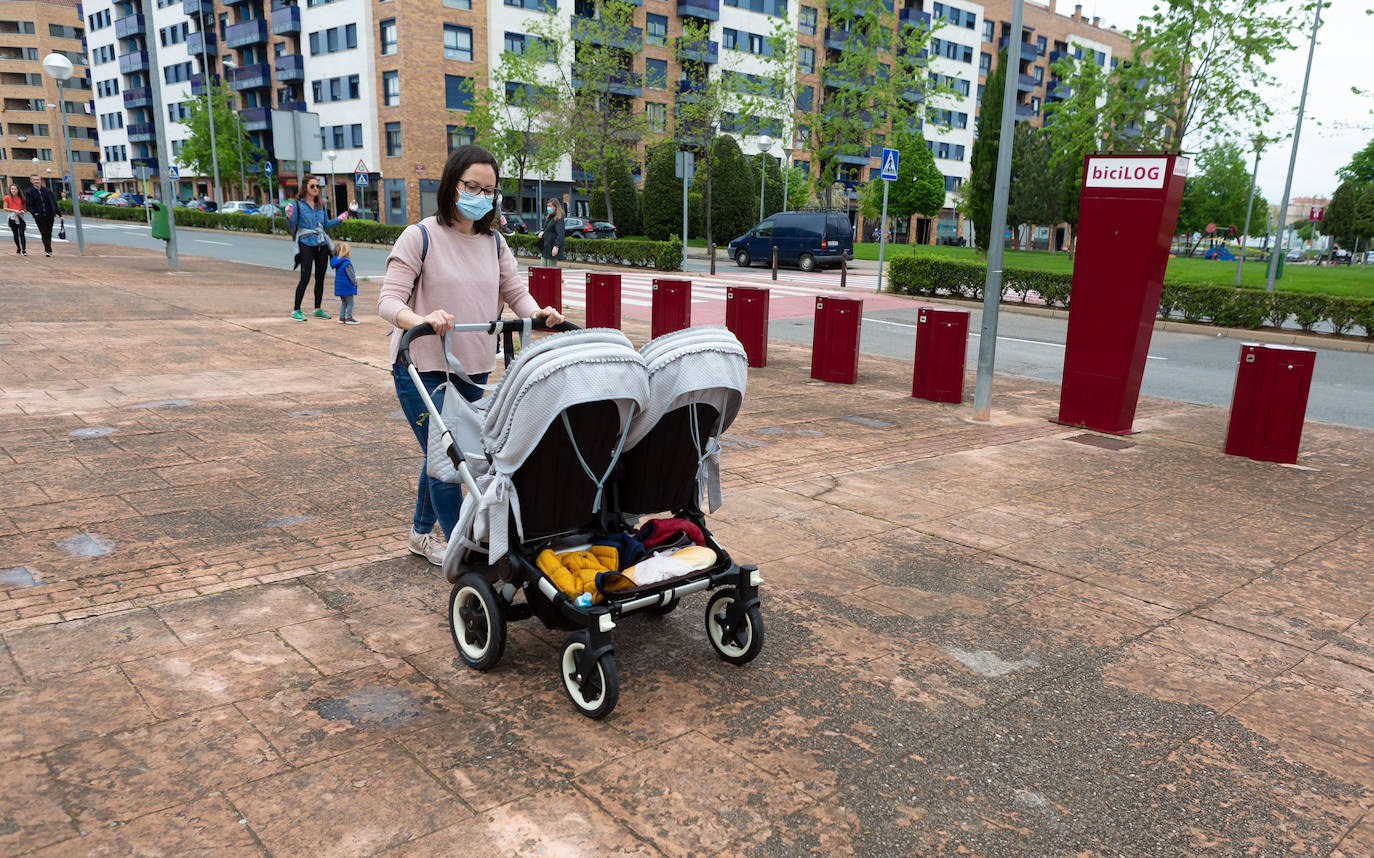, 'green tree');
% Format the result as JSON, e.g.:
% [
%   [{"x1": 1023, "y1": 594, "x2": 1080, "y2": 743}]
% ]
[
  {"x1": 1338, "y1": 138, "x2": 1374, "y2": 185},
  {"x1": 672, "y1": 18, "x2": 736, "y2": 246},
  {"x1": 1354, "y1": 184, "x2": 1374, "y2": 245},
  {"x1": 589, "y1": 150, "x2": 641, "y2": 234},
  {"x1": 858, "y1": 124, "x2": 944, "y2": 239},
  {"x1": 748, "y1": 153, "x2": 785, "y2": 219},
  {"x1": 783, "y1": 163, "x2": 813, "y2": 210},
  {"x1": 1320, "y1": 180, "x2": 1364, "y2": 250},
  {"x1": 1175, "y1": 141, "x2": 1257, "y2": 255},
  {"x1": 465, "y1": 40, "x2": 565, "y2": 216},
  {"x1": 640, "y1": 141, "x2": 680, "y2": 240},
  {"x1": 1044, "y1": 57, "x2": 1108, "y2": 253},
  {"x1": 690, "y1": 135, "x2": 755, "y2": 246},
  {"x1": 968, "y1": 48, "x2": 1007, "y2": 252},
  {"x1": 177, "y1": 80, "x2": 264, "y2": 199},
  {"x1": 1007, "y1": 123, "x2": 1065, "y2": 251}
]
